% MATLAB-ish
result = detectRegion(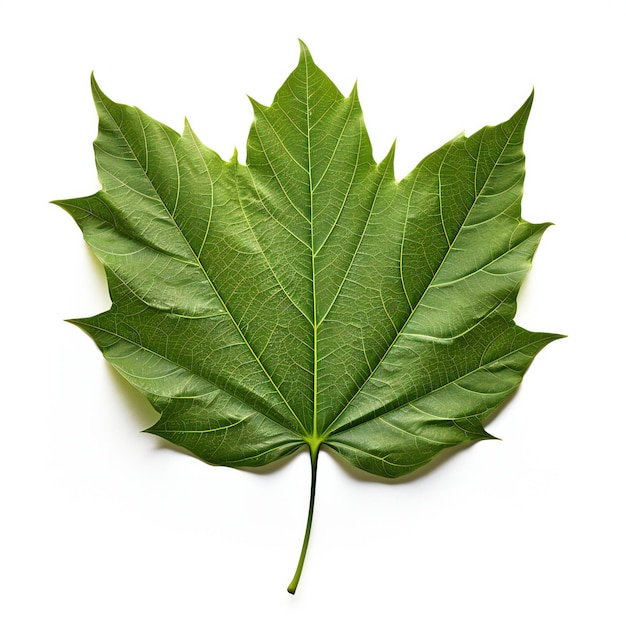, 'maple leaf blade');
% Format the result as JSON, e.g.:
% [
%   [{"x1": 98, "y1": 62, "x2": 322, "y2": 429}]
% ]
[{"x1": 59, "y1": 57, "x2": 558, "y2": 479}]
